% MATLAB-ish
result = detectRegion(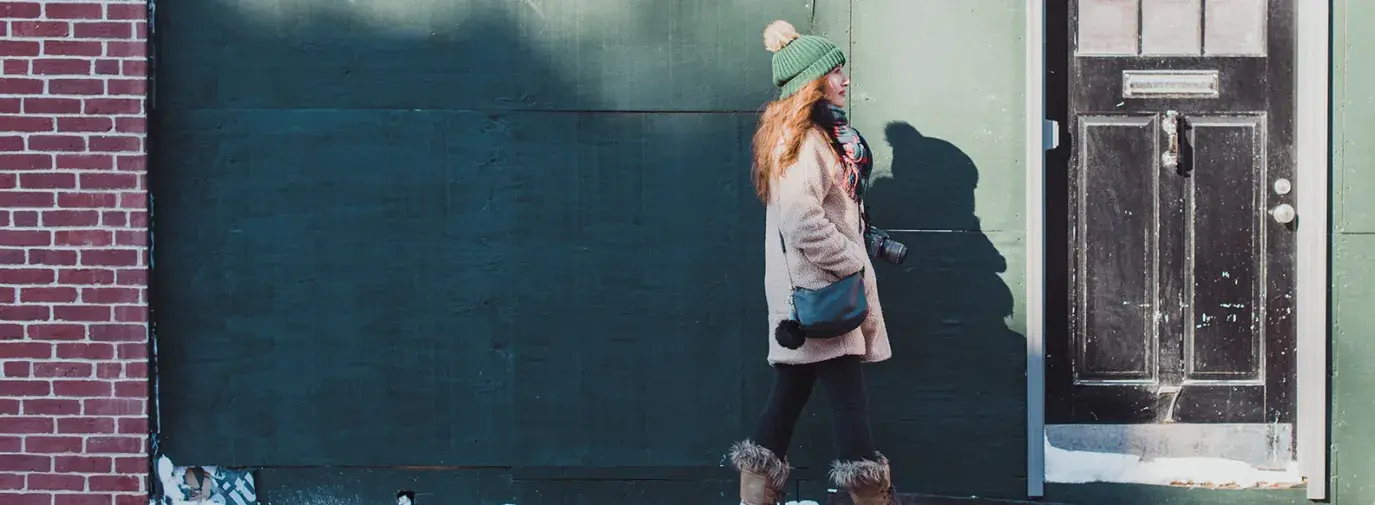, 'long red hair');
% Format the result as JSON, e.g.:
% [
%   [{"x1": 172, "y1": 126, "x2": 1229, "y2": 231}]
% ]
[{"x1": 751, "y1": 78, "x2": 829, "y2": 203}]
